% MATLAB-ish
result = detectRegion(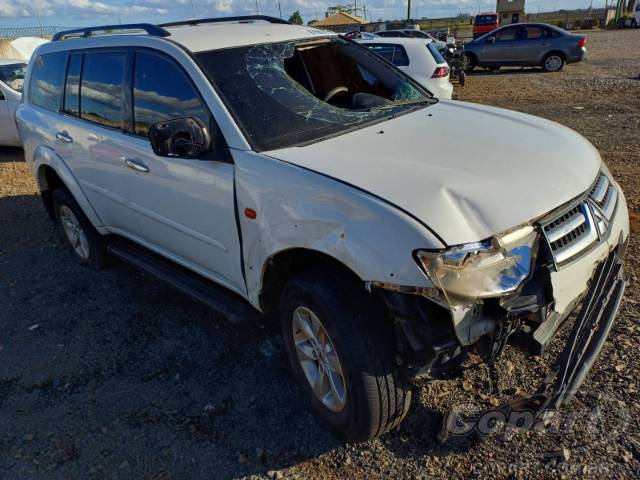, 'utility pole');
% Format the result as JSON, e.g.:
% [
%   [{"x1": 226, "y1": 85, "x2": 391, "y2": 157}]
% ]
[
  {"x1": 255, "y1": 0, "x2": 259, "y2": 15},
  {"x1": 190, "y1": 0, "x2": 195, "y2": 20},
  {"x1": 278, "y1": 2, "x2": 282, "y2": 18},
  {"x1": 407, "y1": 0, "x2": 411, "y2": 20}
]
